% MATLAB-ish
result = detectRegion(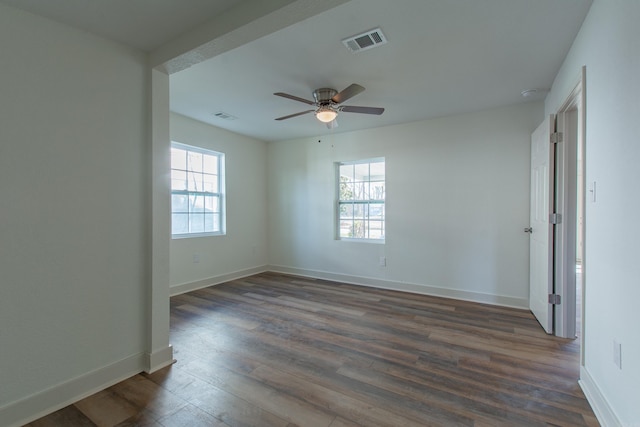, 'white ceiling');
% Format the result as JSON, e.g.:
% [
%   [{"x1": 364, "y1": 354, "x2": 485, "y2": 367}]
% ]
[
  {"x1": 0, "y1": 0, "x2": 244, "y2": 52},
  {"x1": 2, "y1": 0, "x2": 592, "y2": 142}
]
